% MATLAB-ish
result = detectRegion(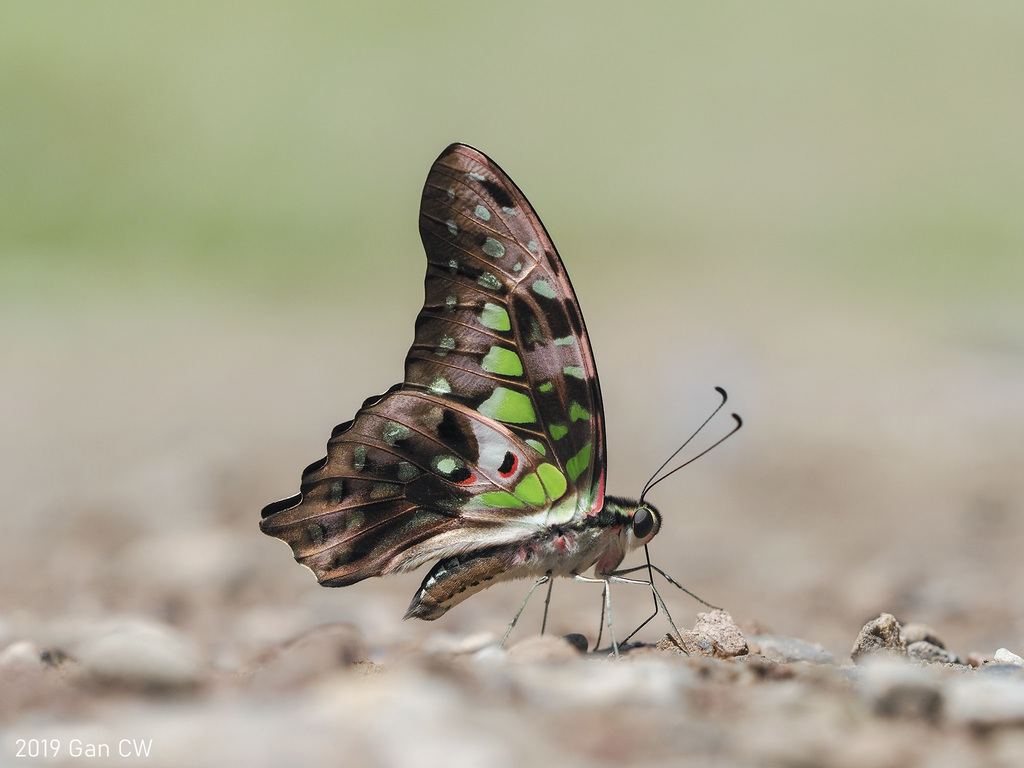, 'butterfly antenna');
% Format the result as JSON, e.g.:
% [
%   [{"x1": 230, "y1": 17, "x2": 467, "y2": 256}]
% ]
[
  {"x1": 640, "y1": 413, "x2": 742, "y2": 502},
  {"x1": 639, "y1": 387, "x2": 731, "y2": 501}
]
